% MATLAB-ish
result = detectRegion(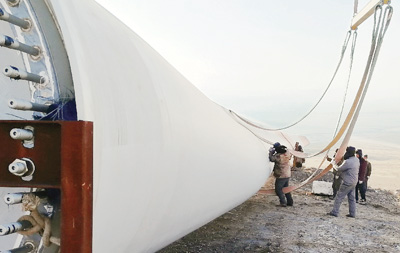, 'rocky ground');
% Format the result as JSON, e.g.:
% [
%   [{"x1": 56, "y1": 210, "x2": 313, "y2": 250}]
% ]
[{"x1": 159, "y1": 168, "x2": 400, "y2": 253}]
